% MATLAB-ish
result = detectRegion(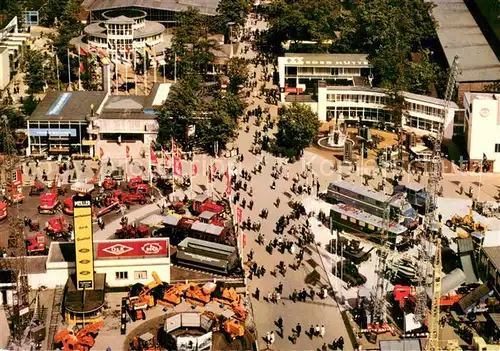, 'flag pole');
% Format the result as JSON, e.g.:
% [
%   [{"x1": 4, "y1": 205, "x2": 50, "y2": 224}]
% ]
[
  {"x1": 174, "y1": 52, "x2": 177, "y2": 83},
  {"x1": 153, "y1": 49, "x2": 157, "y2": 83},
  {"x1": 115, "y1": 60, "x2": 118, "y2": 95},
  {"x1": 78, "y1": 46, "x2": 82, "y2": 91},
  {"x1": 148, "y1": 145, "x2": 152, "y2": 183},
  {"x1": 171, "y1": 137, "x2": 176, "y2": 197},
  {"x1": 190, "y1": 156, "x2": 194, "y2": 199},
  {"x1": 67, "y1": 48, "x2": 71, "y2": 88},
  {"x1": 125, "y1": 57, "x2": 128, "y2": 95},
  {"x1": 55, "y1": 50, "x2": 60, "y2": 91},
  {"x1": 143, "y1": 47, "x2": 147, "y2": 95},
  {"x1": 134, "y1": 49, "x2": 137, "y2": 96}
]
